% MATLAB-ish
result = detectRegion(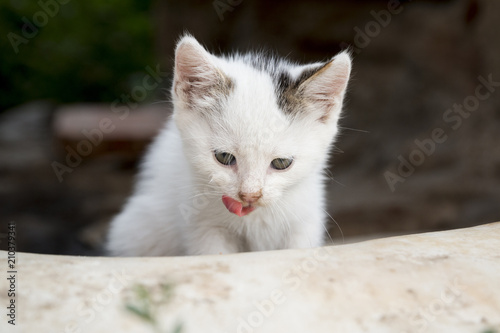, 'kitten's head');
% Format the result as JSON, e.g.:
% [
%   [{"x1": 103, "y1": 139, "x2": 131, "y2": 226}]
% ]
[{"x1": 172, "y1": 35, "x2": 351, "y2": 216}]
